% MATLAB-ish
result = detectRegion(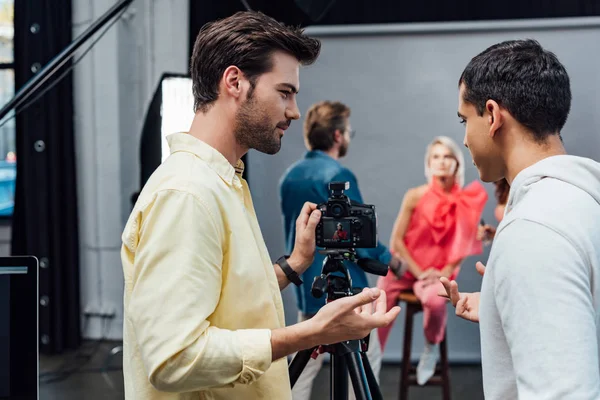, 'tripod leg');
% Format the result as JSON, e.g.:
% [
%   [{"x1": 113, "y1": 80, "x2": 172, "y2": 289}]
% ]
[
  {"x1": 360, "y1": 352, "x2": 383, "y2": 400},
  {"x1": 345, "y1": 351, "x2": 372, "y2": 400},
  {"x1": 331, "y1": 353, "x2": 349, "y2": 400},
  {"x1": 289, "y1": 347, "x2": 318, "y2": 388}
]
